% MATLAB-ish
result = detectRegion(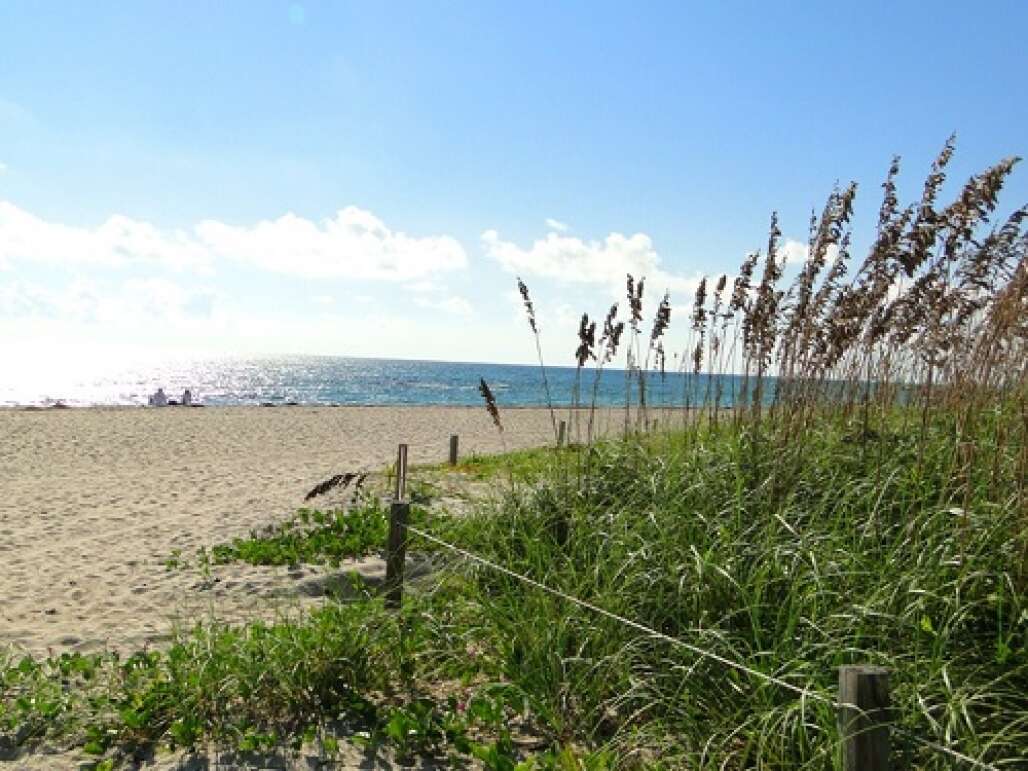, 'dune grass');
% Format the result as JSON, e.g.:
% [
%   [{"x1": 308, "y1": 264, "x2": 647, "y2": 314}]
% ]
[
  {"x1": 5, "y1": 408, "x2": 1024, "y2": 768},
  {"x1": 418, "y1": 406, "x2": 1027, "y2": 768}
]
